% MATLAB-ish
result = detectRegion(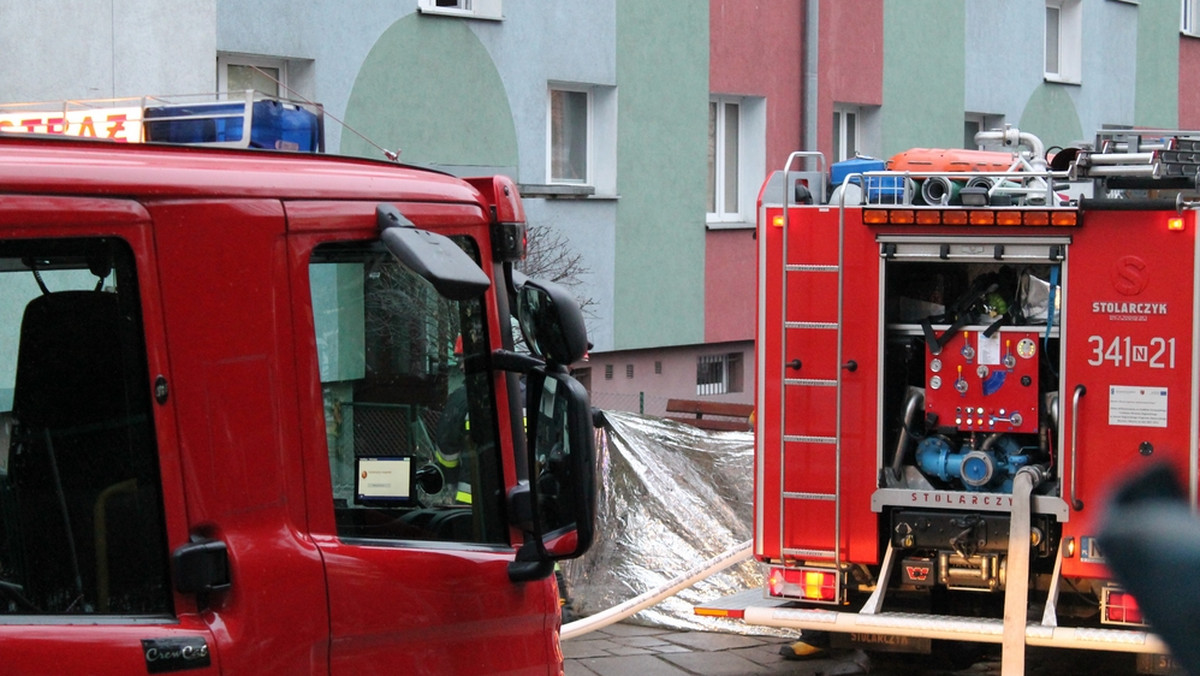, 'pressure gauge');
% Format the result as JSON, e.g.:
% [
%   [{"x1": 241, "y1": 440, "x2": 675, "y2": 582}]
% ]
[
  {"x1": 1017, "y1": 338, "x2": 1037, "y2": 359},
  {"x1": 930, "y1": 375, "x2": 942, "y2": 390}
]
